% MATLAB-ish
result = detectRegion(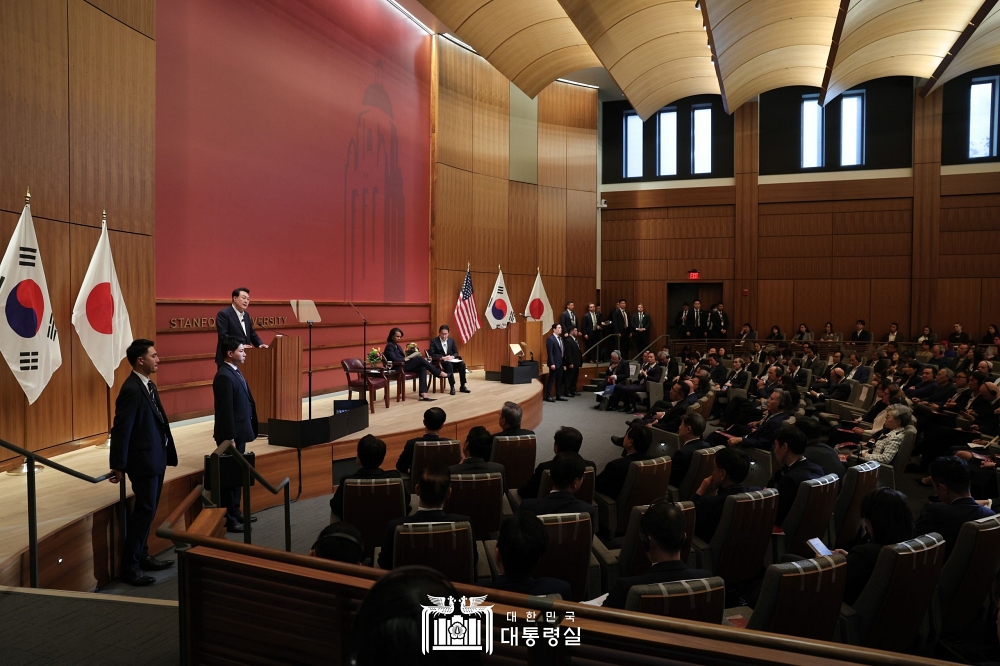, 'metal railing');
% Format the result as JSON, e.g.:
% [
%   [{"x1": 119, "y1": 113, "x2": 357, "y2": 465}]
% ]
[
  {"x1": 580, "y1": 333, "x2": 621, "y2": 368},
  {"x1": 630, "y1": 334, "x2": 670, "y2": 362},
  {"x1": 207, "y1": 440, "x2": 292, "y2": 552},
  {"x1": 0, "y1": 439, "x2": 125, "y2": 588}
]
